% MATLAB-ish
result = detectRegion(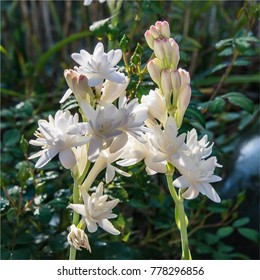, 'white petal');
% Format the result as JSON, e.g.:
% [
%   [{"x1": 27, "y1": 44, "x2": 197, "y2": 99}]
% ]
[
  {"x1": 71, "y1": 53, "x2": 85, "y2": 66},
  {"x1": 68, "y1": 204, "x2": 86, "y2": 217},
  {"x1": 173, "y1": 176, "x2": 191, "y2": 189},
  {"x1": 98, "y1": 219, "x2": 120, "y2": 235},
  {"x1": 35, "y1": 147, "x2": 59, "y2": 168},
  {"x1": 85, "y1": 218, "x2": 98, "y2": 233},
  {"x1": 105, "y1": 71, "x2": 127, "y2": 84},
  {"x1": 145, "y1": 159, "x2": 166, "y2": 174},
  {"x1": 109, "y1": 133, "x2": 128, "y2": 154},
  {"x1": 114, "y1": 166, "x2": 131, "y2": 177},
  {"x1": 60, "y1": 89, "x2": 73, "y2": 103},
  {"x1": 59, "y1": 149, "x2": 77, "y2": 169},
  {"x1": 88, "y1": 76, "x2": 103, "y2": 87},
  {"x1": 106, "y1": 163, "x2": 115, "y2": 183},
  {"x1": 182, "y1": 186, "x2": 200, "y2": 200},
  {"x1": 201, "y1": 182, "x2": 221, "y2": 203},
  {"x1": 88, "y1": 137, "x2": 102, "y2": 162},
  {"x1": 208, "y1": 175, "x2": 222, "y2": 183},
  {"x1": 28, "y1": 149, "x2": 45, "y2": 159},
  {"x1": 110, "y1": 49, "x2": 122, "y2": 65}
]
